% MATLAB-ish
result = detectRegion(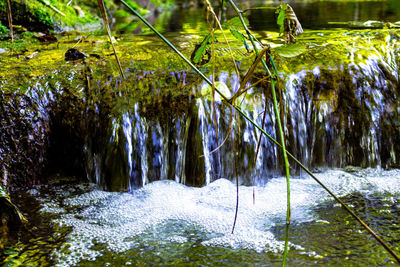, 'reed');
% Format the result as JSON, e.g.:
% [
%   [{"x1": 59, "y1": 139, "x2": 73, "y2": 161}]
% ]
[
  {"x1": 6, "y1": 0, "x2": 13, "y2": 52},
  {"x1": 119, "y1": 0, "x2": 400, "y2": 264},
  {"x1": 97, "y1": 0, "x2": 125, "y2": 80}
]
